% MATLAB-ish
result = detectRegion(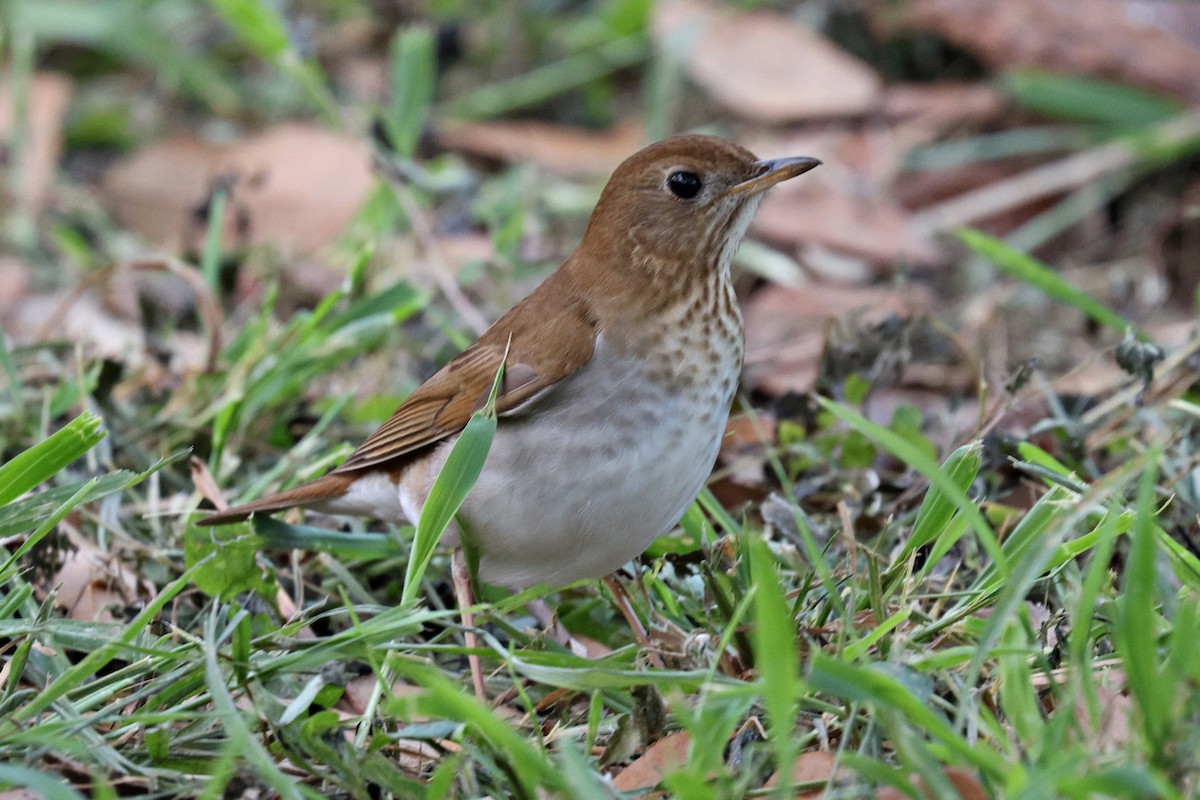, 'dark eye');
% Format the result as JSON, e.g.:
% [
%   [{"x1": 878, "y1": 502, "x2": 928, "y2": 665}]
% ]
[{"x1": 666, "y1": 171, "x2": 703, "y2": 200}]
